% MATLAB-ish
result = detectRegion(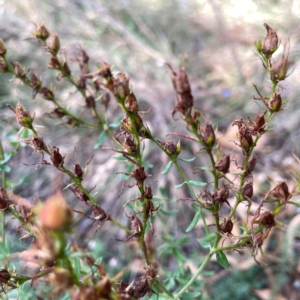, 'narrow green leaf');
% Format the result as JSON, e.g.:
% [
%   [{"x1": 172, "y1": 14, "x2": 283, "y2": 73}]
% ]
[
  {"x1": 178, "y1": 157, "x2": 196, "y2": 163},
  {"x1": 160, "y1": 209, "x2": 178, "y2": 216},
  {"x1": 74, "y1": 257, "x2": 81, "y2": 280},
  {"x1": 94, "y1": 131, "x2": 107, "y2": 149},
  {"x1": 197, "y1": 233, "x2": 217, "y2": 249},
  {"x1": 175, "y1": 181, "x2": 186, "y2": 189},
  {"x1": 176, "y1": 236, "x2": 189, "y2": 246},
  {"x1": 0, "y1": 241, "x2": 9, "y2": 256},
  {"x1": 142, "y1": 161, "x2": 153, "y2": 168},
  {"x1": 188, "y1": 180, "x2": 207, "y2": 187},
  {"x1": 216, "y1": 251, "x2": 231, "y2": 270},
  {"x1": 173, "y1": 248, "x2": 185, "y2": 262},
  {"x1": 186, "y1": 211, "x2": 201, "y2": 232},
  {"x1": 161, "y1": 161, "x2": 173, "y2": 174},
  {"x1": 109, "y1": 121, "x2": 121, "y2": 128},
  {"x1": 191, "y1": 204, "x2": 199, "y2": 211}
]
